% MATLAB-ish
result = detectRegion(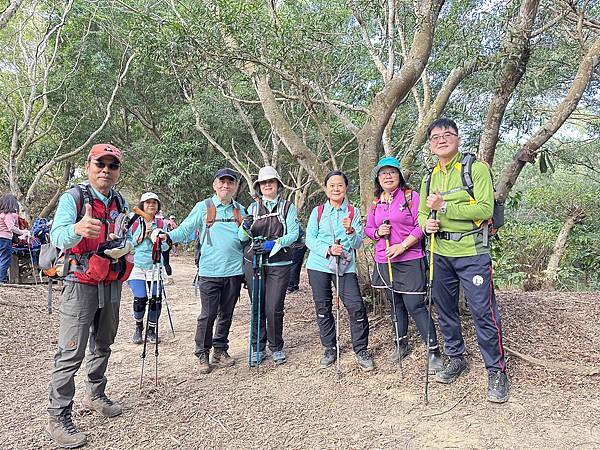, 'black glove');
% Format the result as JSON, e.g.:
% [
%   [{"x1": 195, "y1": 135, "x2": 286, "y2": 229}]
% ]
[
  {"x1": 252, "y1": 239, "x2": 265, "y2": 254},
  {"x1": 243, "y1": 215, "x2": 254, "y2": 231}
]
